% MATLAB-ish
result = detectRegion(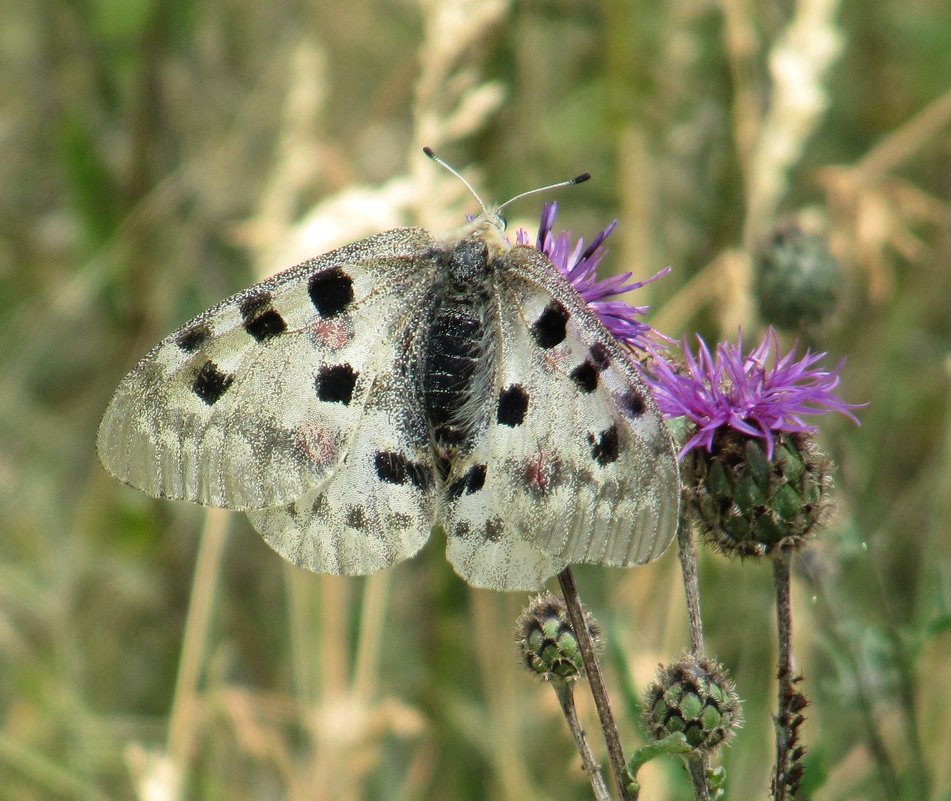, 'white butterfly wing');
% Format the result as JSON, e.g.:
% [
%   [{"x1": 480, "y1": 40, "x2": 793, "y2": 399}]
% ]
[
  {"x1": 247, "y1": 295, "x2": 441, "y2": 575},
  {"x1": 444, "y1": 245, "x2": 679, "y2": 590},
  {"x1": 97, "y1": 228, "x2": 435, "y2": 511},
  {"x1": 247, "y1": 367, "x2": 438, "y2": 575}
]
